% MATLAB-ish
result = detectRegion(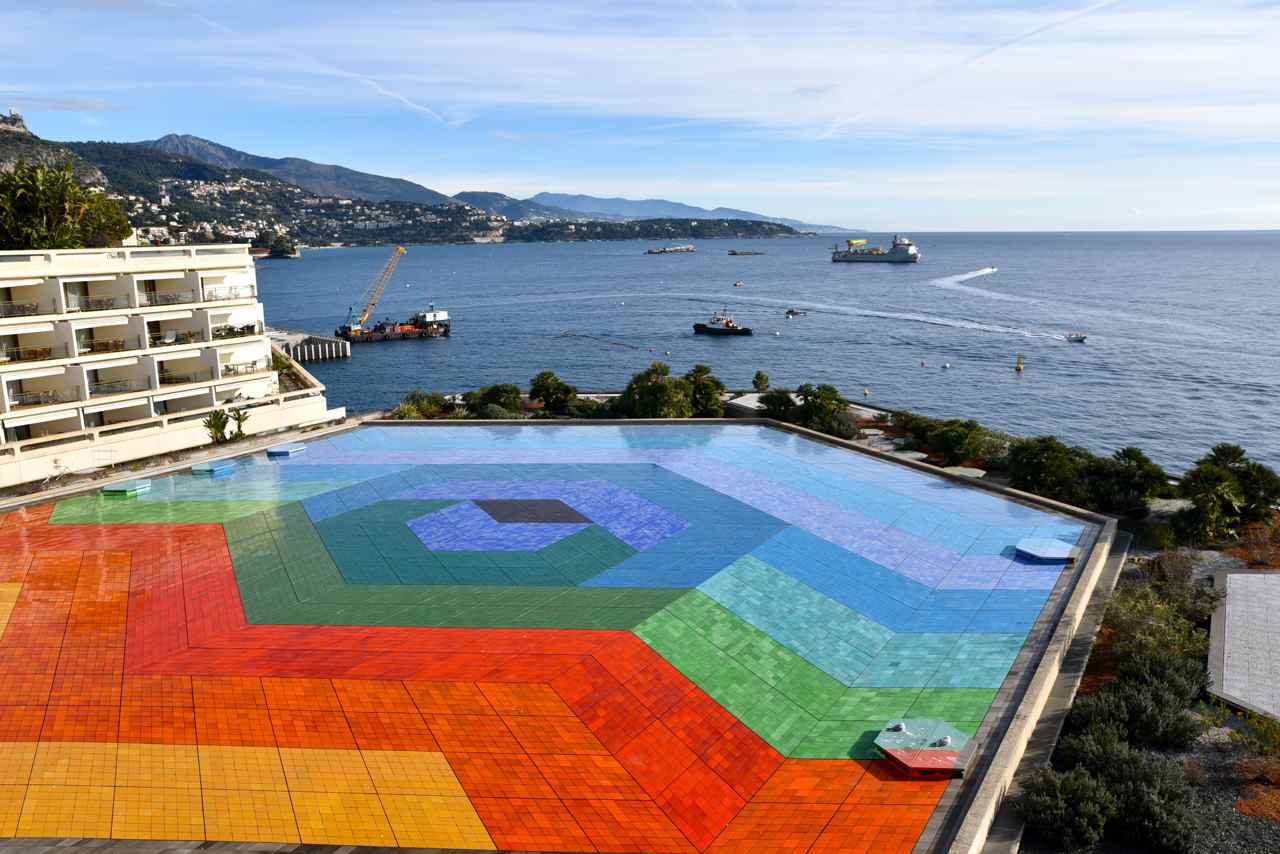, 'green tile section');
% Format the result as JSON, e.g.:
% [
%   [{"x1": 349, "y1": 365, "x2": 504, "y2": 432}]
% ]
[
  {"x1": 51, "y1": 494, "x2": 282, "y2": 525},
  {"x1": 224, "y1": 502, "x2": 679, "y2": 630},
  {"x1": 635, "y1": 590, "x2": 1005, "y2": 759}
]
